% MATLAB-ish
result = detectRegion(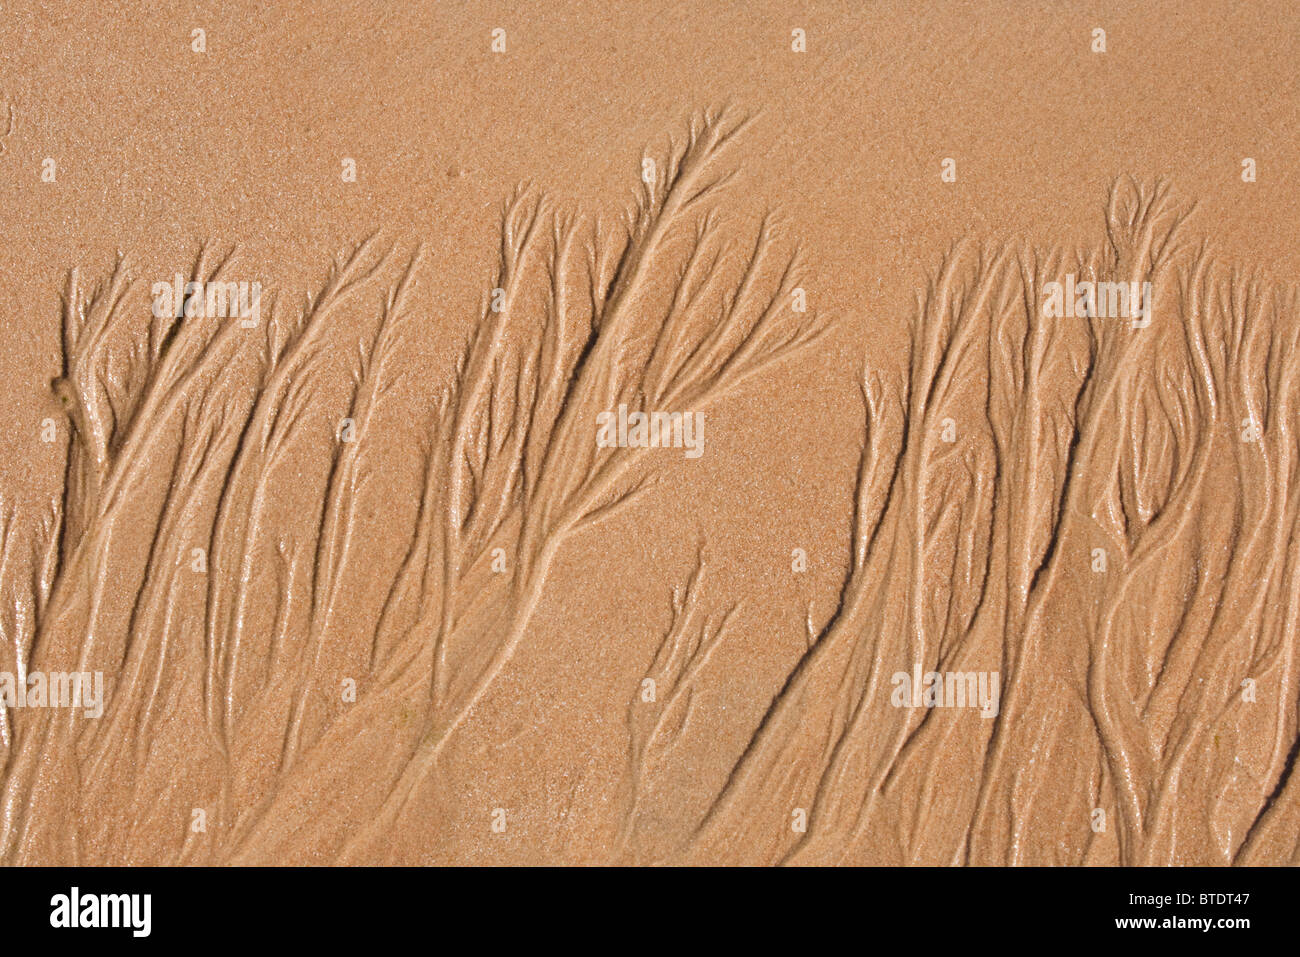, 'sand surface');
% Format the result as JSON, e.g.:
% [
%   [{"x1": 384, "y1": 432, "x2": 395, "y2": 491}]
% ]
[{"x1": 1, "y1": 1, "x2": 1299, "y2": 864}]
